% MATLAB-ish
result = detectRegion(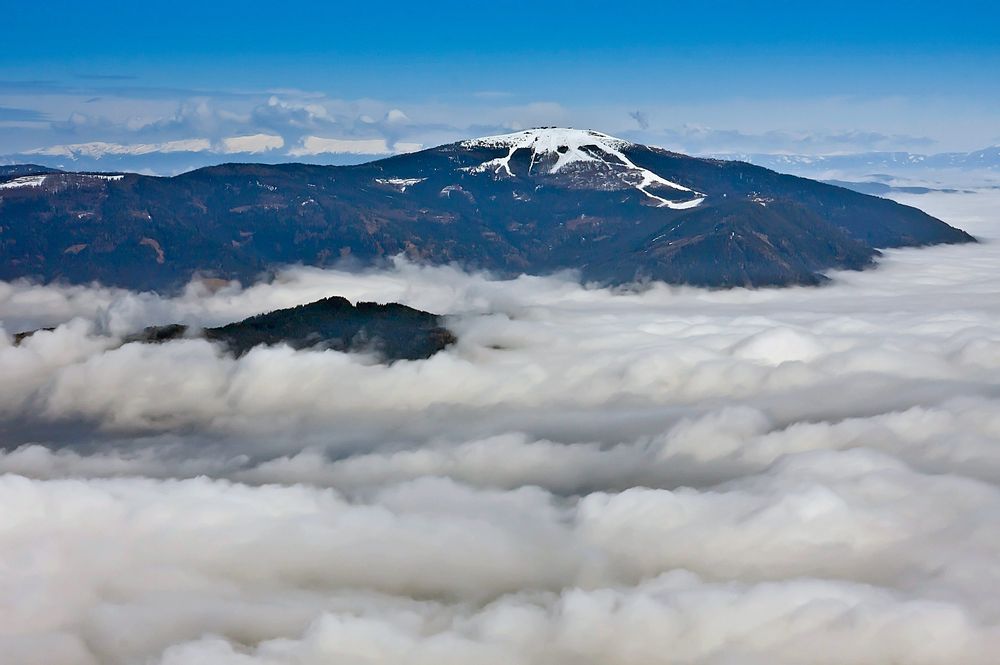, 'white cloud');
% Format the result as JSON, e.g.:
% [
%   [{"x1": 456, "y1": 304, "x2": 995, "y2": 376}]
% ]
[
  {"x1": 1, "y1": 189, "x2": 999, "y2": 664},
  {"x1": 394, "y1": 141, "x2": 423, "y2": 153},
  {"x1": 219, "y1": 133, "x2": 284, "y2": 154},
  {"x1": 289, "y1": 135, "x2": 391, "y2": 156},
  {"x1": 386, "y1": 108, "x2": 409, "y2": 124}
]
